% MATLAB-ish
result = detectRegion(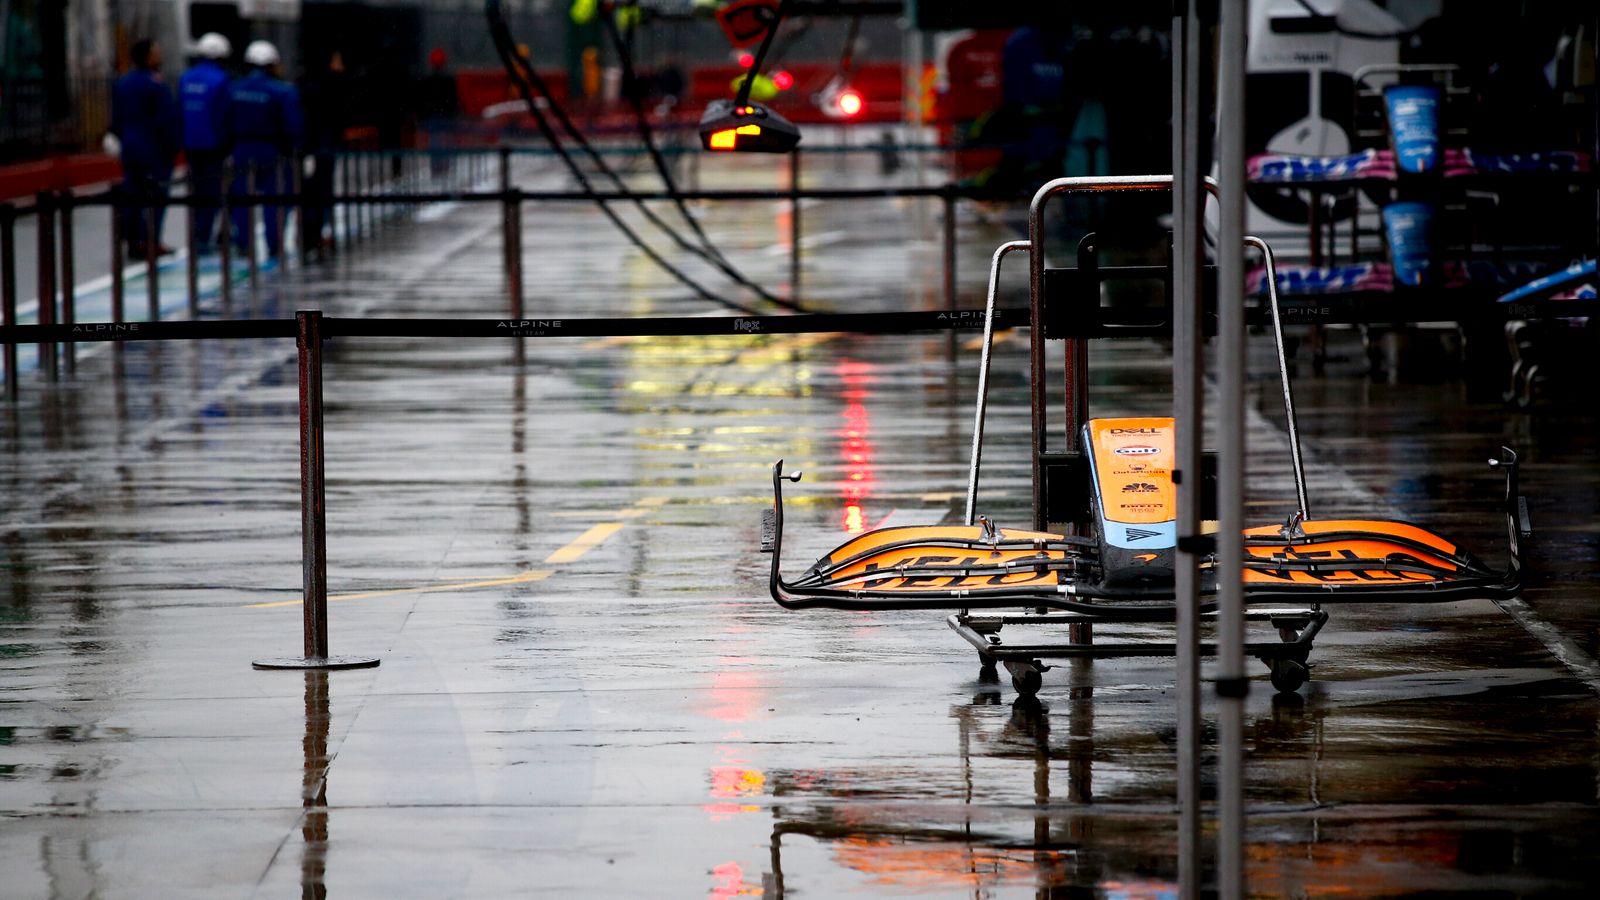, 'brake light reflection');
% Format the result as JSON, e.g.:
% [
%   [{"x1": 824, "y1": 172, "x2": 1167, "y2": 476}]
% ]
[{"x1": 837, "y1": 360, "x2": 876, "y2": 534}]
